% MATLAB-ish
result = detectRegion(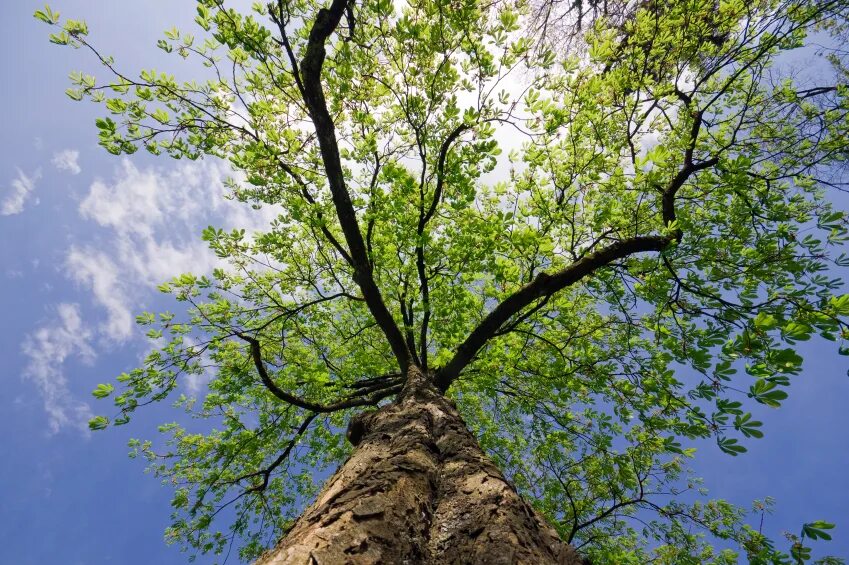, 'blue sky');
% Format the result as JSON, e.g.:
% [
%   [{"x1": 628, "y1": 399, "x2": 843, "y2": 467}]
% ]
[{"x1": 0, "y1": 1, "x2": 847, "y2": 563}]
